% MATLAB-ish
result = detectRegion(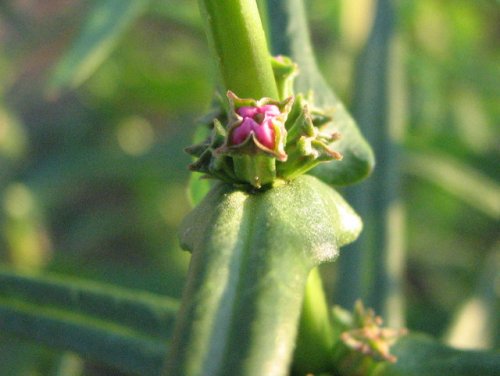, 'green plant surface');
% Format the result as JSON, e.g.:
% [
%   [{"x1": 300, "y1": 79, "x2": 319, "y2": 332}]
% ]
[
  {"x1": 266, "y1": 0, "x2": 375, "y2": 186},
  {"x1": 374, "y1": 334, "x2": 500, "y2": 376},
  {"x1": 292, "y1": 267, "x2": 336, "y2": 374},
  {"x1": 0, "y1": 267, "x2": 181, "y2": 374},
  {"x1": 0, "y1": 297, "x2": 166, "y2": 375},
  {"x1": 165, "y1": 174, "x2": 362, "y2": 376},
  {"x1": 198, "y1": 0, "x2": 278, "y2": 100},
  {"x1": 336, "y1": 0, "x2": 405, "y2": 327},
  {"x1": 0, "y1": 1, "x2": 497, "y2": 374},
  {"x1": 0, "y1": 267, "x2": 178, "y2": 338}
]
